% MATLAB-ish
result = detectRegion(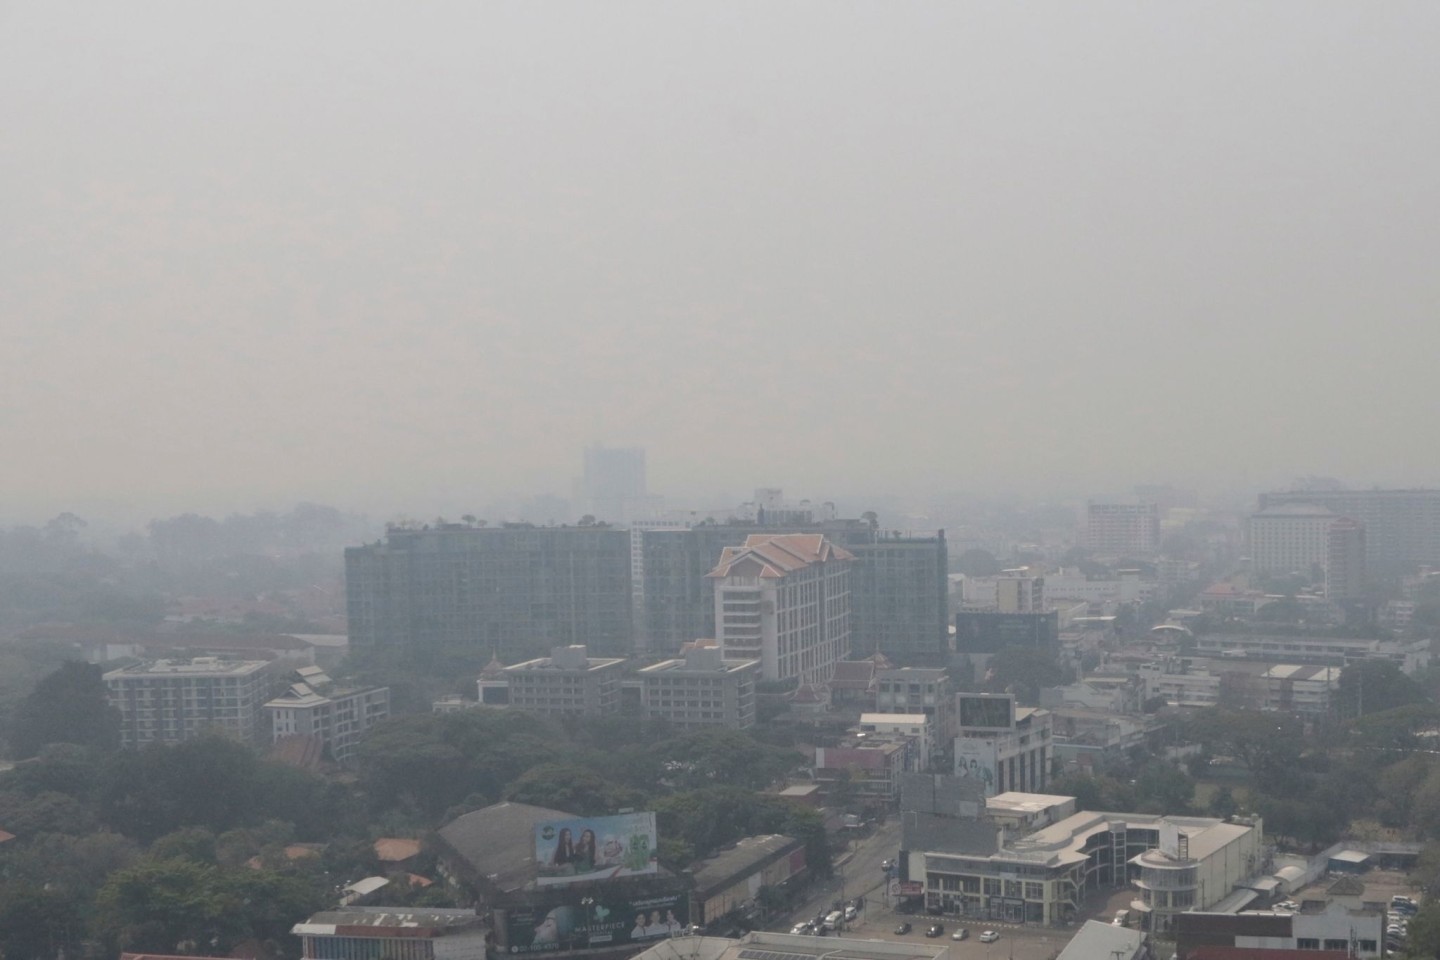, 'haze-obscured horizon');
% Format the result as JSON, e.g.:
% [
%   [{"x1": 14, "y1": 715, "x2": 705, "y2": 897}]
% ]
[{"x1": 4, "y1": 2, "x2": 1438, "y2": 525}]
